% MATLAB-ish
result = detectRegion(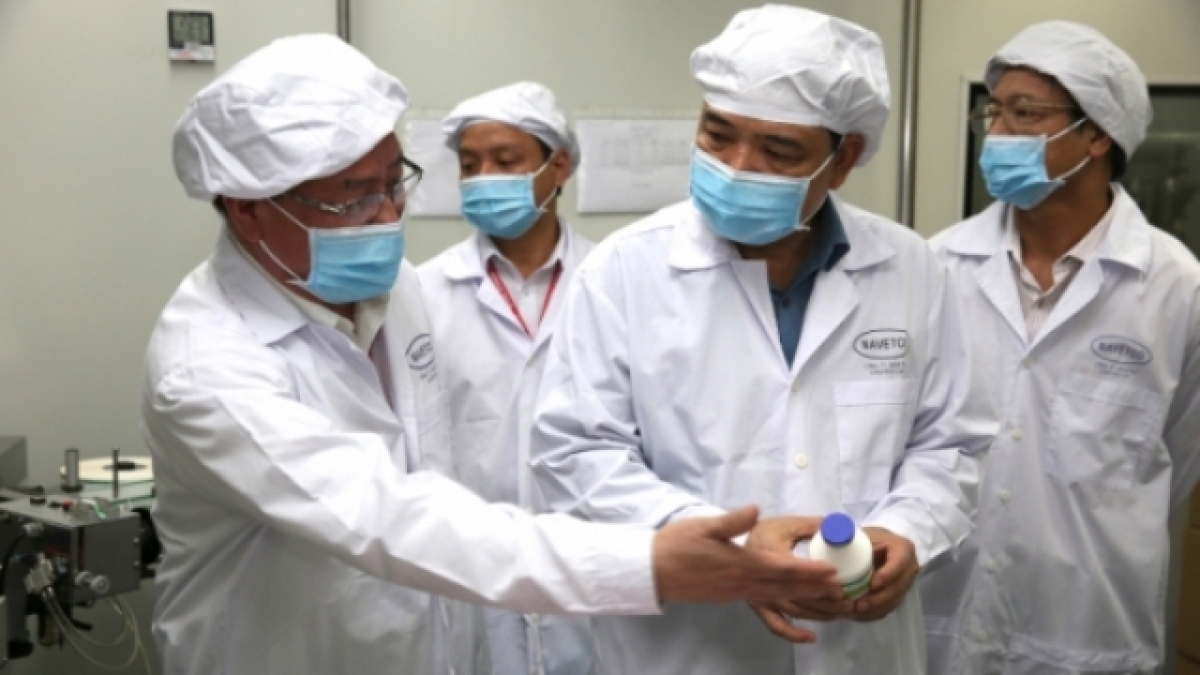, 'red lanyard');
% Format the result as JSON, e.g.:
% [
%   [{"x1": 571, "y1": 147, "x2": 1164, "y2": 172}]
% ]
[{"x1": 487, "y1": 260, "x2": 563, "y2": 337}]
